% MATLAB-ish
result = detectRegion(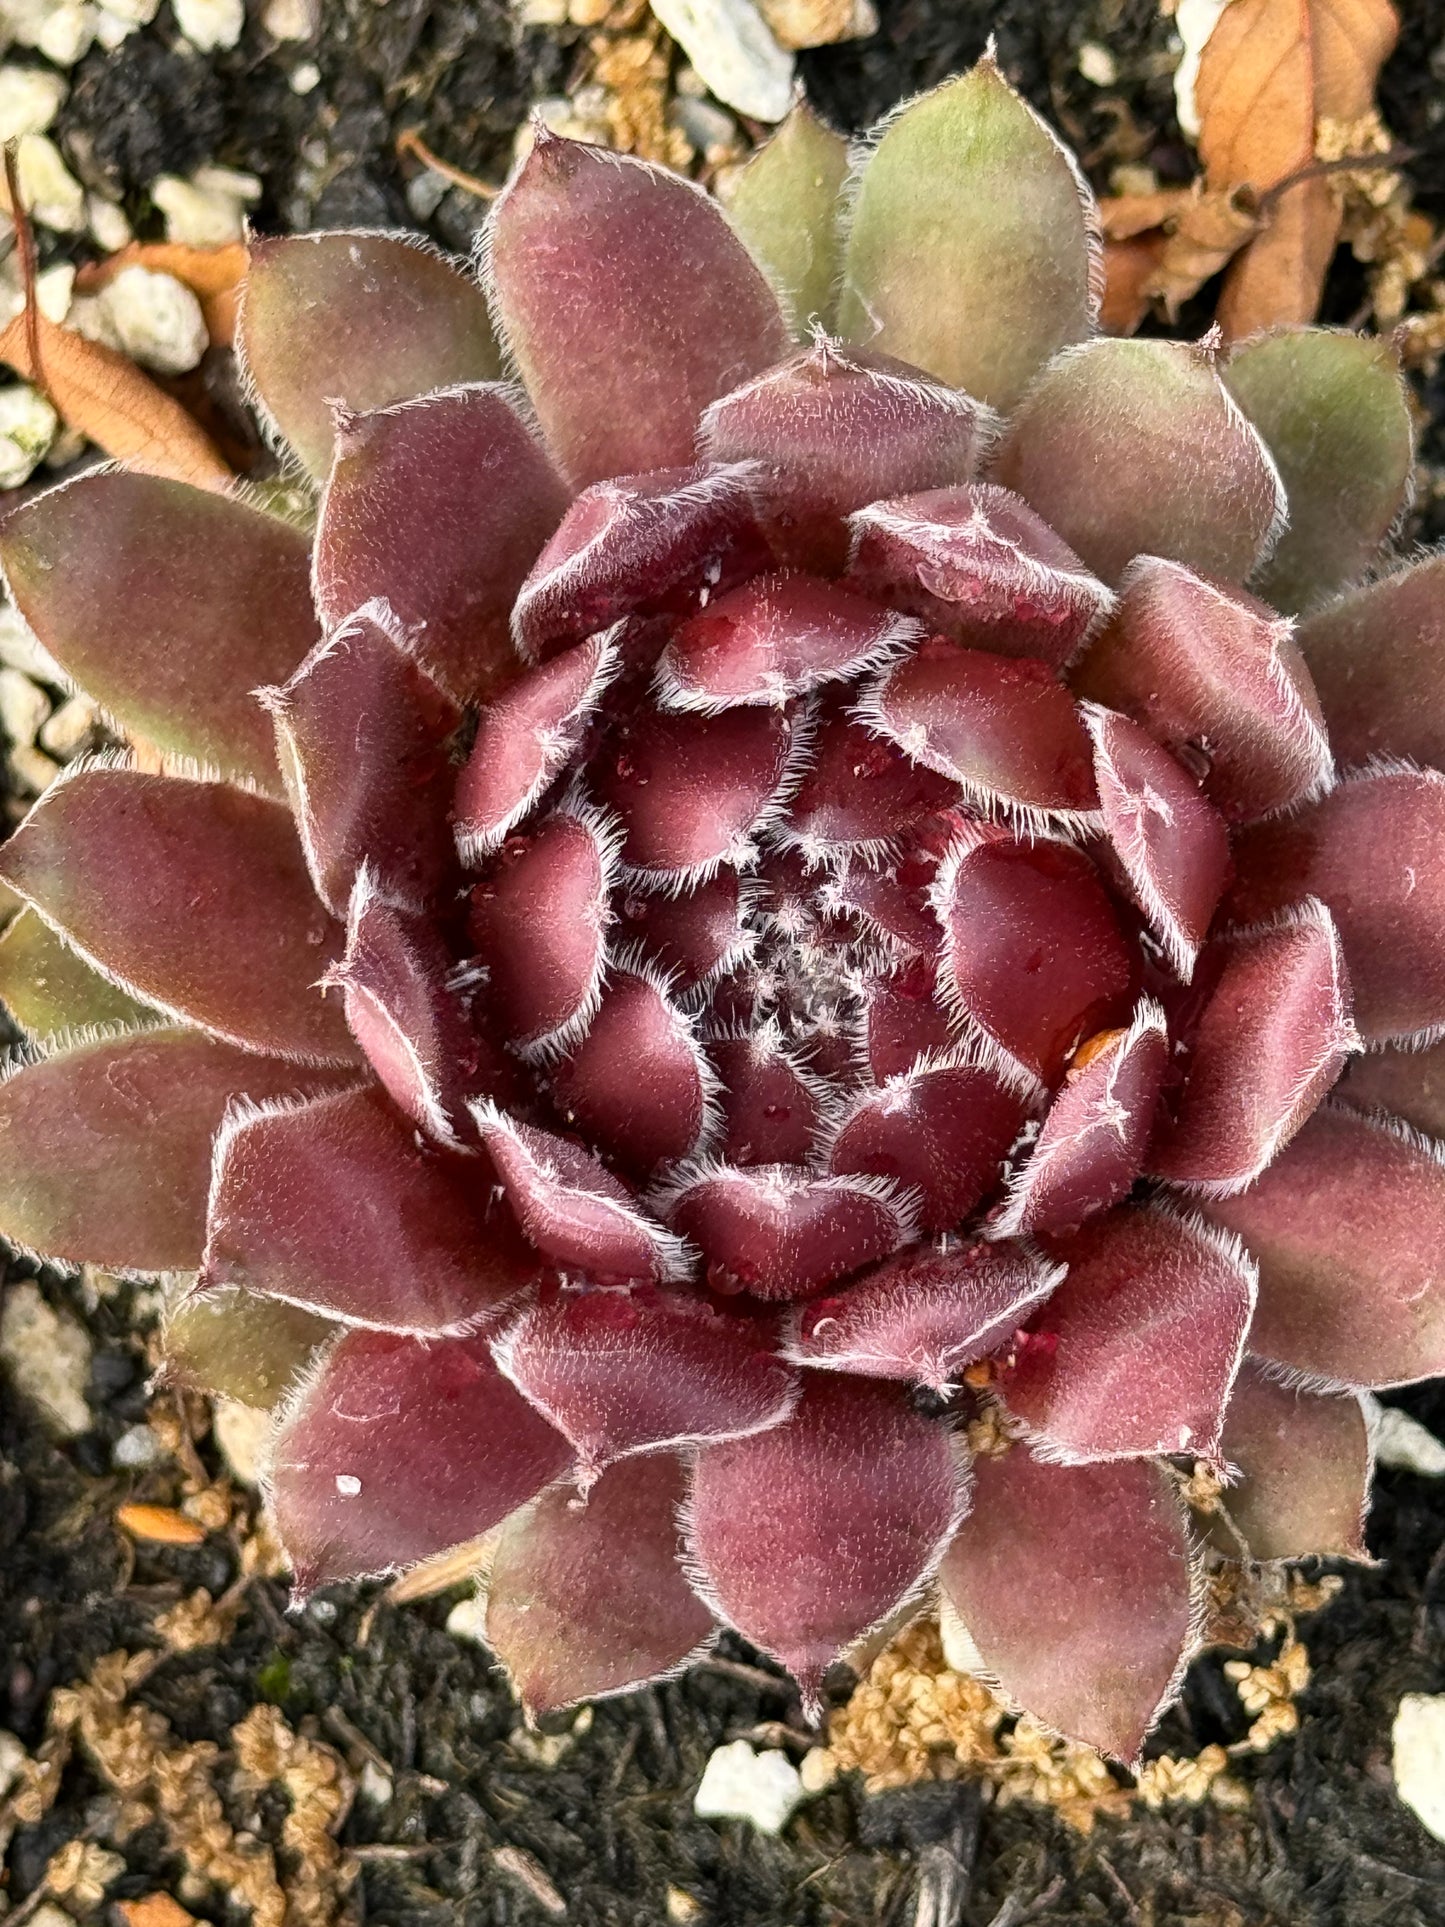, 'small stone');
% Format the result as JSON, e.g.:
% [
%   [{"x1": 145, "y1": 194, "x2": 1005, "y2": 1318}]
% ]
[
  {"x1": 648, "y1": 0, "x2": 795, "y2": 123},
  {"x1": 0, "y1": 601, "x2": 62, "y2": 680},
  {"x1": 14, "y1": 131, "x2": 84, "y2": 230},
  {"x1": 670, "y1": 95, "x2": 739, "y2": 159},
  {"x1": 357, "y1": 1759, "x2": 394, "y2": 1805},
  {"x1": 39, "y1": 692, "x2": 97, "y2": 757},
  {"x1": 1394, "y1": 1693, "x2": 1445, "y2": 1842},
  {"x1": 0, "y1": 379, "x2": 57, "y2": 483},
  {"x1": 514, "y1": 0, "x2": 569, "y2": 20},
  {"x1": 405, "y1": 170, "x2": 448, "y2": 222},
  {"x1": 213, "y1": 1397, "x2": 273, "y2": 1485},
  {"x1": 27, "y1": 1904, "x2": 78, "y2": 1927},
  {"x1": 113, "y1": 1423, "x2": 164, "y2": 1470},
  {"x1": 69, "y1": 290, "x2": 123, "y2": 350},
  {"x1": 1372, "y1": 1402, "x2": 1445, "y2": 1476},
  {"x1": 152, "y1": 169, "x2": 254, "y2": 246},
  {"x1": 9, "y1": 741, "x2": 59, "y2": 792},
  {"x1": 665, "y1": 1889, "x2": 703, "y2": 1924},
  {"x1": 798, "y1": 1746, "x2": 838, "y2": 1792},
  {"x1": 0, "y1": 665, "x2": 50, "y2": 745},
  {"x1": 172, "y1": 0, "x2": 243, "y2": 49},
  {"x1": 694, "y1": 1740, "x2": 808, "y2": 1833},
  {"x1": 100, "y1": 0, "x2": 159, "y2": 22},
  {"x1": 1077, "y1": 41, "x2": 1117, "y2": 86},
  {"x1": 445, "y1": 1592, "x2": 489, "y2": 1645},
  {"x1": 100, "y1": 264, "x2": 209, "y2": 374},
  {"x1": 0, "y1": 64, "x2": 67, "y2": 140},
  {"x1": 262, "y1": 0, "x2": 319, "y2": 35},
  {"x1": 289, "y1": 60, "x2": 319, "y2": 95},
  {"x1": 36, "y1": 260, "x2": 74, "y2": 321},
  {"x1": 35, "y1": 4, "x2": 96, "y2": 66},
  {"x1": 0, "y1": 1281, "x2": 92, "y2": 1437},
  {"x1": 756, "y1": 0, "x2": 876, "y2": 51},
  {"x1": 0, "y1": 1728, "x2": 26, "y2": 1801},
  {"x1": 87, "y1": 192, "x2": 131, "y2": 250}
]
